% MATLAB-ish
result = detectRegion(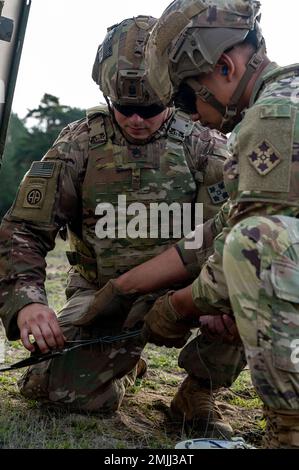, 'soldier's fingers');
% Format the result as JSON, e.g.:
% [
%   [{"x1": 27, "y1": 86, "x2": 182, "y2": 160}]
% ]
[
  {"x1": 39, "y1": 323, "x2": 60, "y2": 350},
  {"x1": 30, "y1": 324, "x2": 50, "y2": 354},
  {"x1": 207, "y1": 318, "x2": 219, "y2": 337},
  {"x1": 20, "y1": 326, "x2": 35, "y2": 353},
  {"x1": 222, "y1": 315, "x2": 239, "y2": 338},
  {"x1": 48, "y1": 320, "x2": 65, "y2": 349},
  {"x1": 199, "y1": 316, "x2": 217, "y2": 339},
  {"x1": 213, "y1": 316, "x2": 228, "y2": 336},
  {"x1": 222, "y1": 314, "x2": 235, "y2": 328}
]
